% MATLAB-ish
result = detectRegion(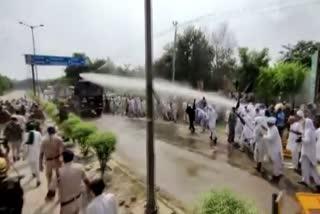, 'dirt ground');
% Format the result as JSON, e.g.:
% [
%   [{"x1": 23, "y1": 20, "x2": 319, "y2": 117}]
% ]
[{"x1": 82, "y1": 155, "x2": 179, "y2": 214}]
